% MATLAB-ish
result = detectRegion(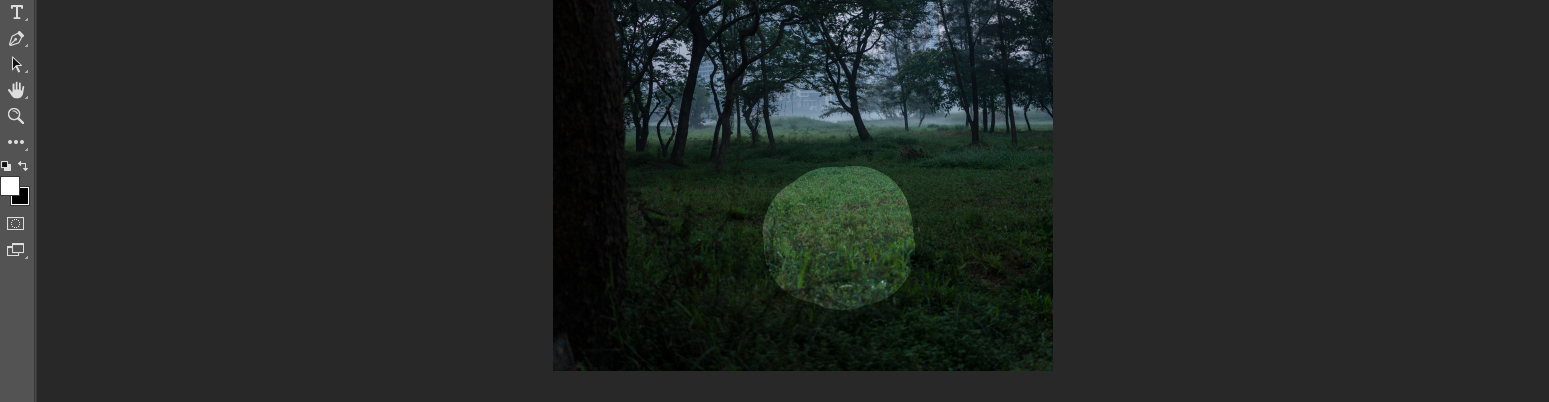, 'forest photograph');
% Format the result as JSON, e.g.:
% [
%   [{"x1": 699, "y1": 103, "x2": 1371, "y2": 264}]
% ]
[{"x1": 556, "y1": 0, "x2": 1052, "y2": 370}]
